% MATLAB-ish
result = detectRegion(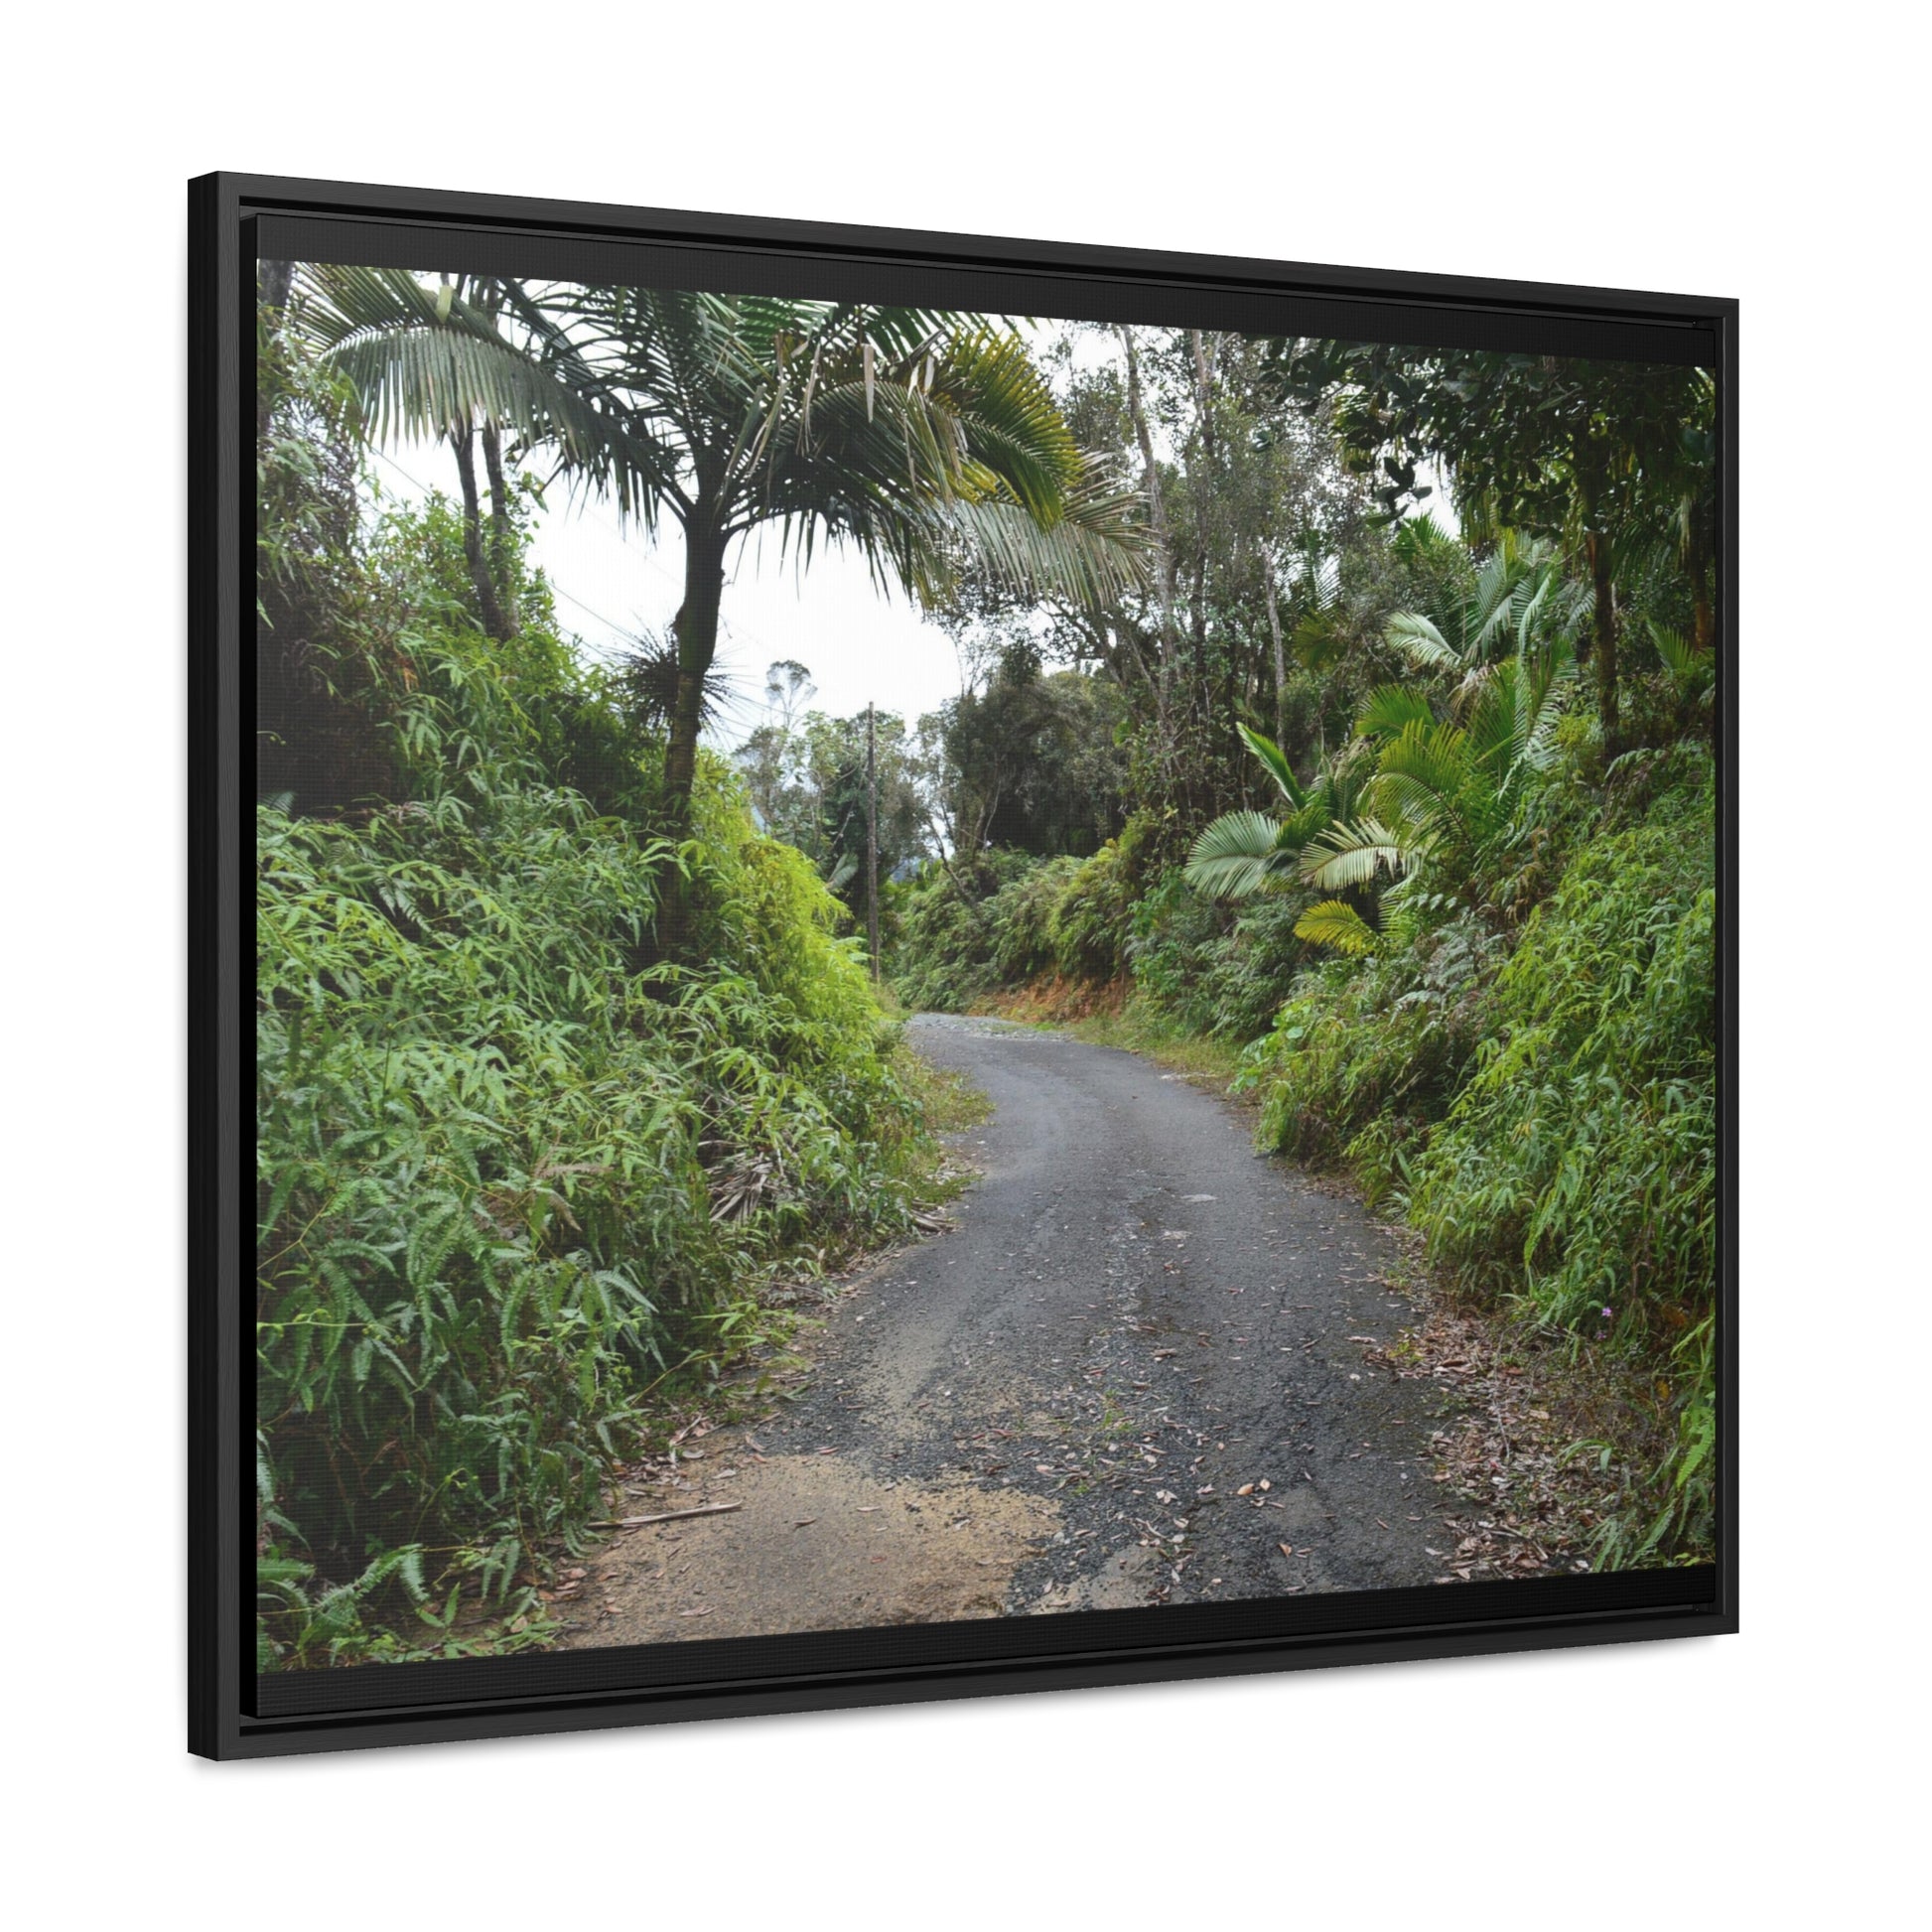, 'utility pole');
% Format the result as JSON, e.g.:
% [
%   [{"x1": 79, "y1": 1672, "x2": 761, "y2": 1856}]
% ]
[{"x1": 865, "y1": 702, "x2": 881, "y2": 984}]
